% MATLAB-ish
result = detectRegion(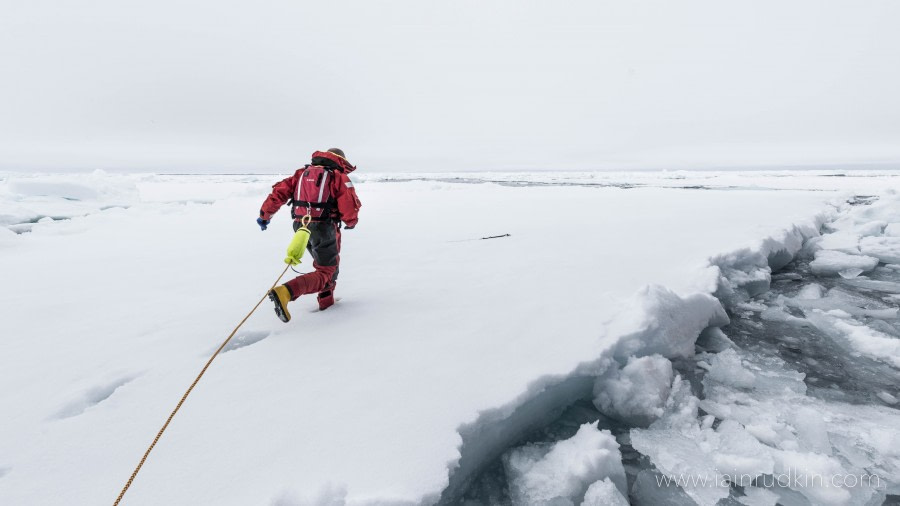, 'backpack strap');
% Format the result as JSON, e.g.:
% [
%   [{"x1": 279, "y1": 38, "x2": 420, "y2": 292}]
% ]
[{"x1": 286, "y1": 165, "x2": 310, "y2": 207}]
